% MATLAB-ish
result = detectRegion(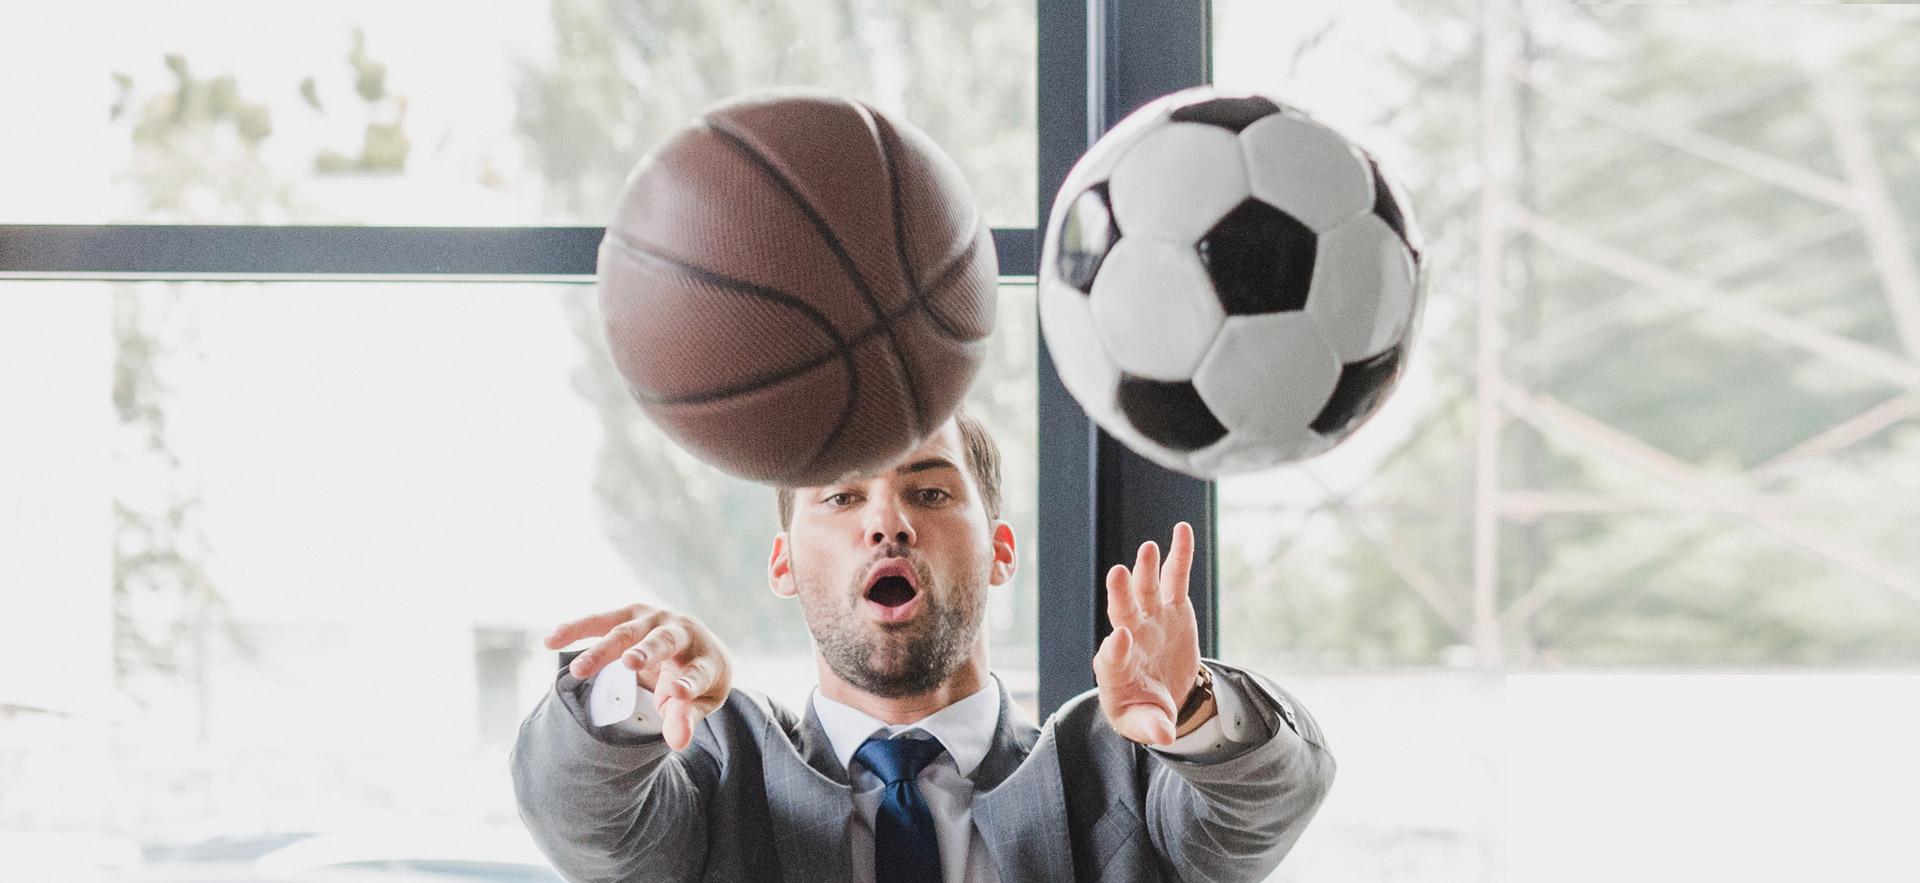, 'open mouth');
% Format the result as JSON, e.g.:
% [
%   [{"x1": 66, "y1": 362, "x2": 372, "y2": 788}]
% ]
[
  {"x1": 862, "y1": 560, "x2": 923, "y2": 623},
  {"x1": 866, "y1": 575, "x2": 918, "y2": 608}
]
